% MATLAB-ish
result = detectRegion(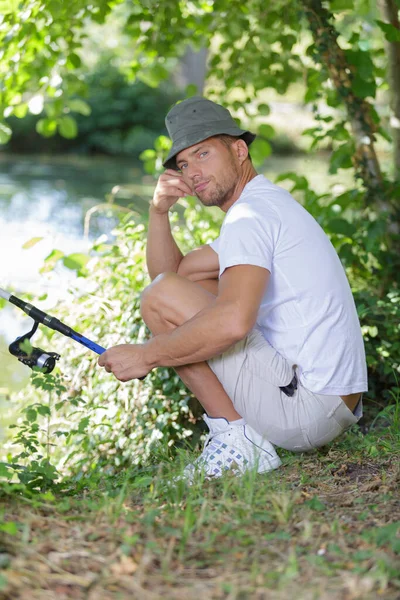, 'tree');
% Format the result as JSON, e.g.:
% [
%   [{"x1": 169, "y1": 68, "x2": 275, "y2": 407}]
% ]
[{"x1": 378, "y1": 0, "x2": 400, "y2": 172}]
